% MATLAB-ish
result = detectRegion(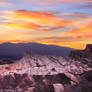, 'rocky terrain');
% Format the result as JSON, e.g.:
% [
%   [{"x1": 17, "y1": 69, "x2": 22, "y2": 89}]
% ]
[{"x1": 0, "y1": 45, "x2": 92, "y2": 92}]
